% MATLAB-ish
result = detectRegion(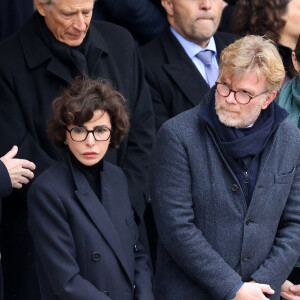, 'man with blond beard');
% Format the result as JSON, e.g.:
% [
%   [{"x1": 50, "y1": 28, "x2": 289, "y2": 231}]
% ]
[{"x1": 151, "y1": 35, "x2": 300, "y2": 300}]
